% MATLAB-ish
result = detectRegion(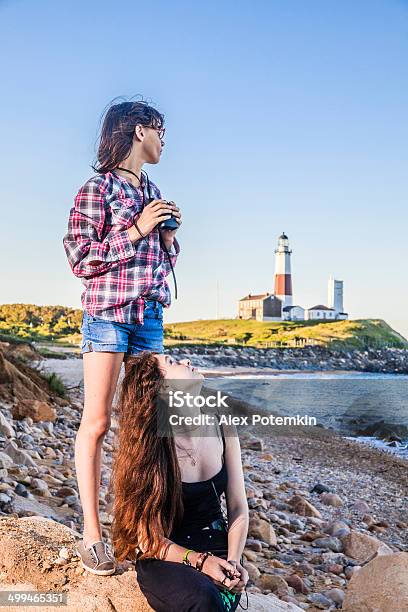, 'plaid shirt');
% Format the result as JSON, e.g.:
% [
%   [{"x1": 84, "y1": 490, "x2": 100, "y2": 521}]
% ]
[{"x1": 62, "y1": 170, "x2": 180, "y2": 324}]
